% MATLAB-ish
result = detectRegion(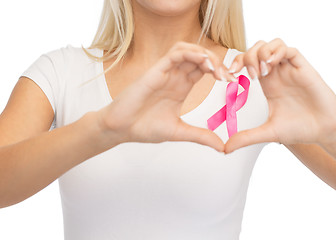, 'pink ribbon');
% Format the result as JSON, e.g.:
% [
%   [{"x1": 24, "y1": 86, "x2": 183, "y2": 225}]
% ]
[{"x1": 207, "y1": 75, "x2": 250, "y2": 138}]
